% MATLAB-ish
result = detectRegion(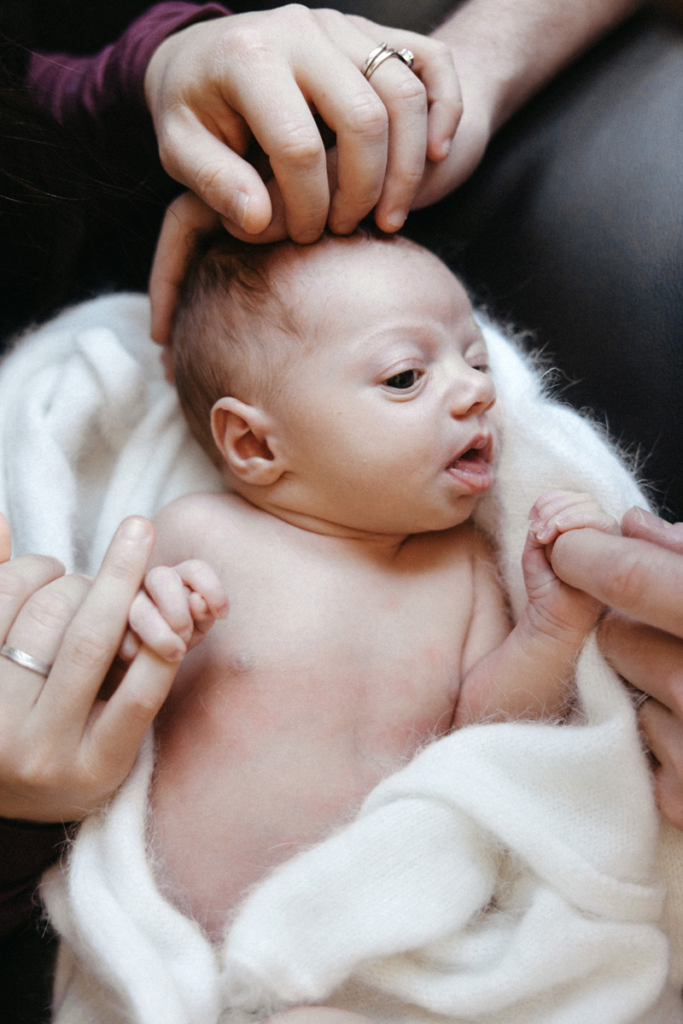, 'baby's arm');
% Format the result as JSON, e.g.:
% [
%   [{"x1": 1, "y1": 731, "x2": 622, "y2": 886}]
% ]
[
  {"x1": 454, "y1": 491, "x2": 619, "y2": 726},
  {"x1": 120, "y1": 559, "x2": 228, "y2": 664}
]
